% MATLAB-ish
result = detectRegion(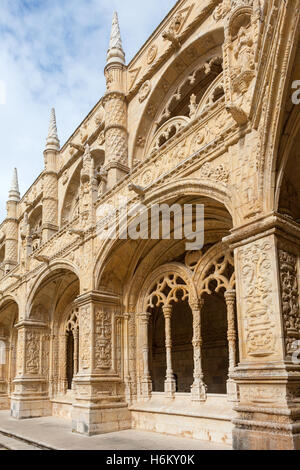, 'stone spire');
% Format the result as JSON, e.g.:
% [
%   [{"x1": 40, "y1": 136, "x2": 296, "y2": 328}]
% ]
[
  {"x1": 107, "y1": 12, "x2": 125, "y2": 66},
  {"x1": 45, "y1": 108, "x2": 60, "y2": 151},
  {"x1": 8, "y1": 167, "x2": 20, "y2": 202}
]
